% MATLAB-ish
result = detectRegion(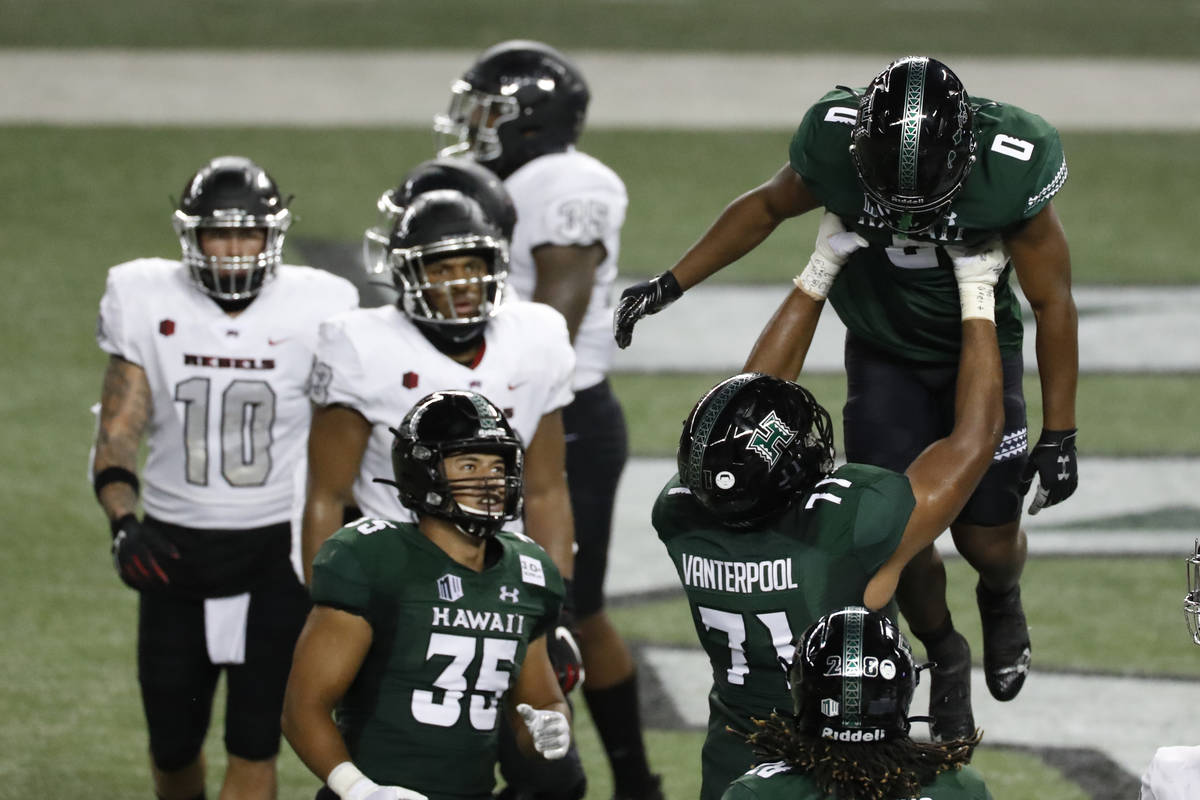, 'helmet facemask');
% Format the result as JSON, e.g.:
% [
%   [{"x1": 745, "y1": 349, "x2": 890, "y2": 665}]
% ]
[
  {"x1": 434, "y1": 79, "x2": 521, "y2": 165},
  {"x1": 1186, "y1": 540, "x2": 1200, "y2": 645},
  {"x1": 173, "y1": 208, "x2": 291, "y2": 304},
  {"x1": 390, "y1": 236, "x2": 510, "y2": 344},
  {"x1": 437, "y1": 445, "x2": 525, "y2": 538}
]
